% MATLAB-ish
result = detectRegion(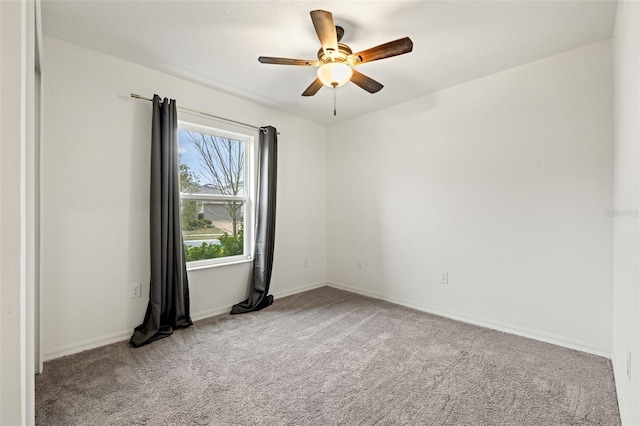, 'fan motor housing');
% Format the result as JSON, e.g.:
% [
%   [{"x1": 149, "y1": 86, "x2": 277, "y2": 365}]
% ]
[{"x1": 317, "y1": 43, "x2": 353, "y2": 64}]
